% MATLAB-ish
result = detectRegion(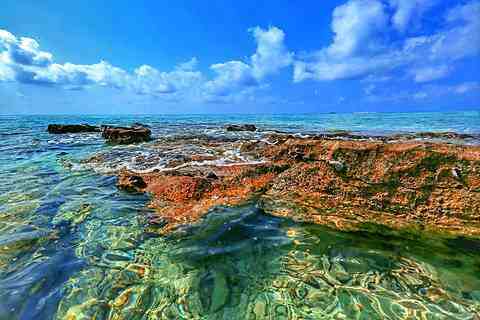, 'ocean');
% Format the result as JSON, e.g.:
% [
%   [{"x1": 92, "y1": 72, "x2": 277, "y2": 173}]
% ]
[{"x1": 0, "y1": 112, "x2": 479, "y2": 319}]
